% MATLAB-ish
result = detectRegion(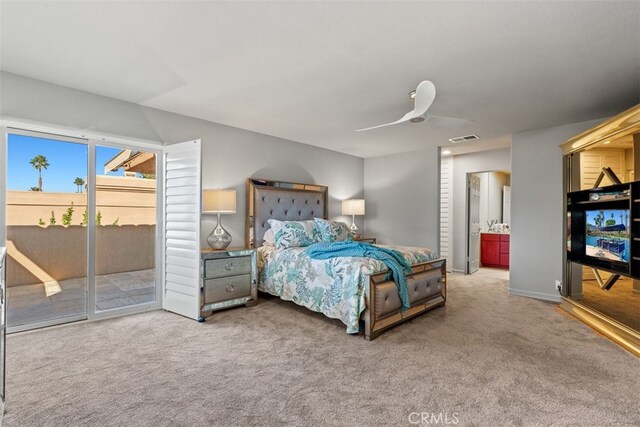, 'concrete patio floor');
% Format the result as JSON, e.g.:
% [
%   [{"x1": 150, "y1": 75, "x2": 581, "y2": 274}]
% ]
[{"x1": 7, "y1": 269, "x2": 156, "y2": 328}]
